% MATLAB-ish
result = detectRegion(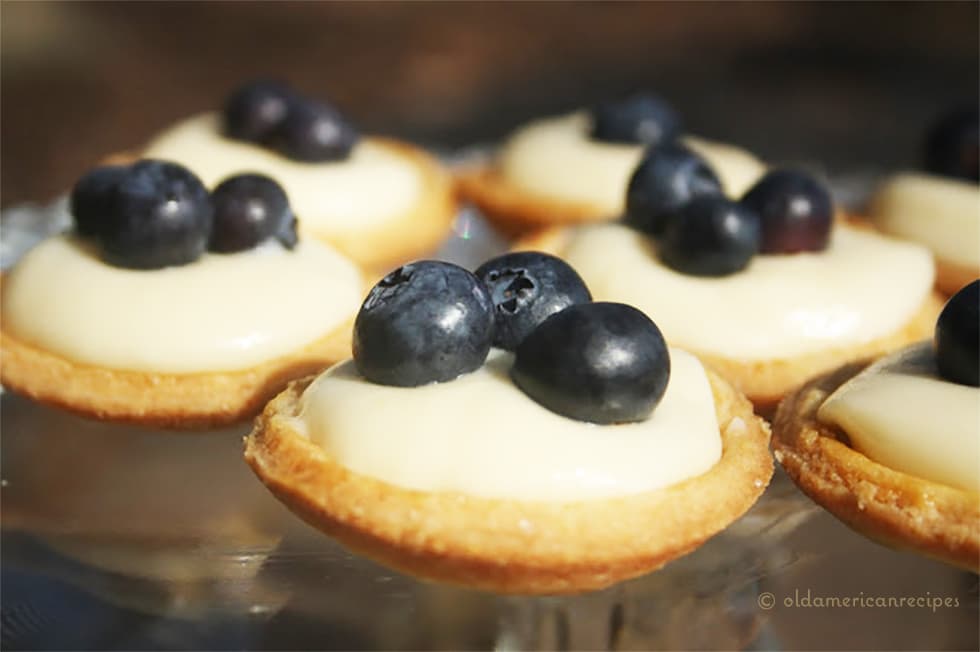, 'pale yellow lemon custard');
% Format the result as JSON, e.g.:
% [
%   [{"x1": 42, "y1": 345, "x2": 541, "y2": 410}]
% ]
[
  {"x1": 870, "y1": 173, "x2": 980, "y2": 294},
  {"x1": 292, "y1": 348, "x2": 721, "y2": 501},
  {"x1": 818, "y1": 342, "x2": 979, "y2": 493},
  {"x1": 2, "y1": 235, "x2": 362, "y2": 374}
]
